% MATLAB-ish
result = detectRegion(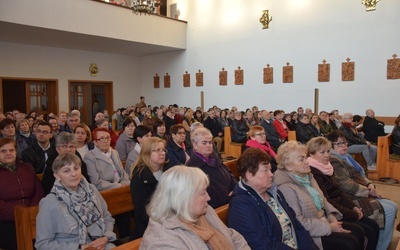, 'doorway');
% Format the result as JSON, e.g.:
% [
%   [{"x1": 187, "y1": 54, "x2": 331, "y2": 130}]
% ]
[
  {"x1": 69, "y1": 81, "x2": 113, "y2": 127},
  {"x1": 0, "y1": 78, "x2": 58, "y2": 117}
]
